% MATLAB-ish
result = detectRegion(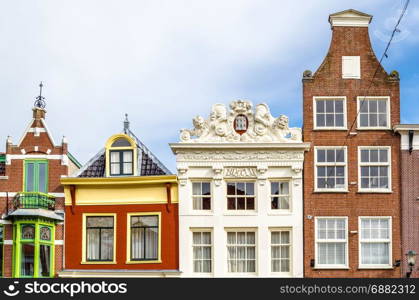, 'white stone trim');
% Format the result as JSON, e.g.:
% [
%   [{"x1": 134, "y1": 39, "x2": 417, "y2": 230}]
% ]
[
  {"x1": 0, "y1": 192, "x2": 65, "y2": 197},
  {"x1": 5, "y1": 154, "x2": 69, "y2": 166},
  {"x1": 0, "y1": 176, "x2": 8, "y2": 180},
  {"x1": 0, "y1": 220, "x2": 12, "y2": 224},
  {"x1": 55, "y1": 240, "x2": 64, "y2": 245},
  {"x1": 3, "y1": 240, "x2": 13, "y2": 245}
]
